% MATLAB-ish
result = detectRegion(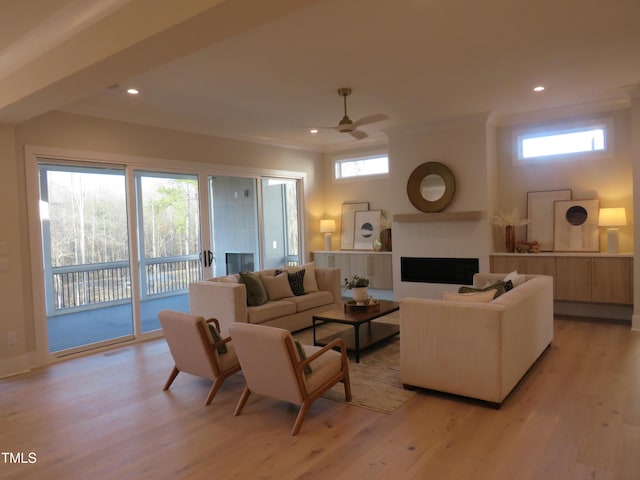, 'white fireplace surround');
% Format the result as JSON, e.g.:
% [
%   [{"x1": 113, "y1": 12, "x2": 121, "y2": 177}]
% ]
[{"x1": 392, "y1": 216, "x2": 491, "y2": 300}]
